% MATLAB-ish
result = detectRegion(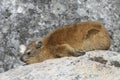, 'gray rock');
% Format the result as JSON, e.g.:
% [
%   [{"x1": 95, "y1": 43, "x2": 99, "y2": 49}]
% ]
[
  {"x1": 0, "y1": 50, "x2": 120, "y2": 80},
  {"x1": 0, "y1": 0, "x2": 120, "y2": 72}
]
